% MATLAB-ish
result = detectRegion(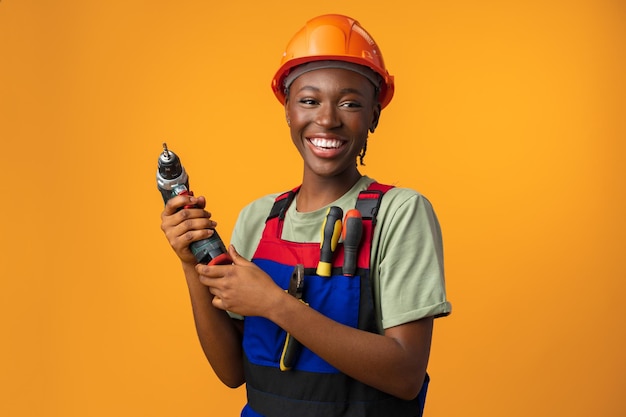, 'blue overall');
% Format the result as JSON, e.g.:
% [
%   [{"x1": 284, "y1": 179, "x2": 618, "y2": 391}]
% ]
[{"x1": 241, "y1": 183, "x2": 429, "y2": 417}]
